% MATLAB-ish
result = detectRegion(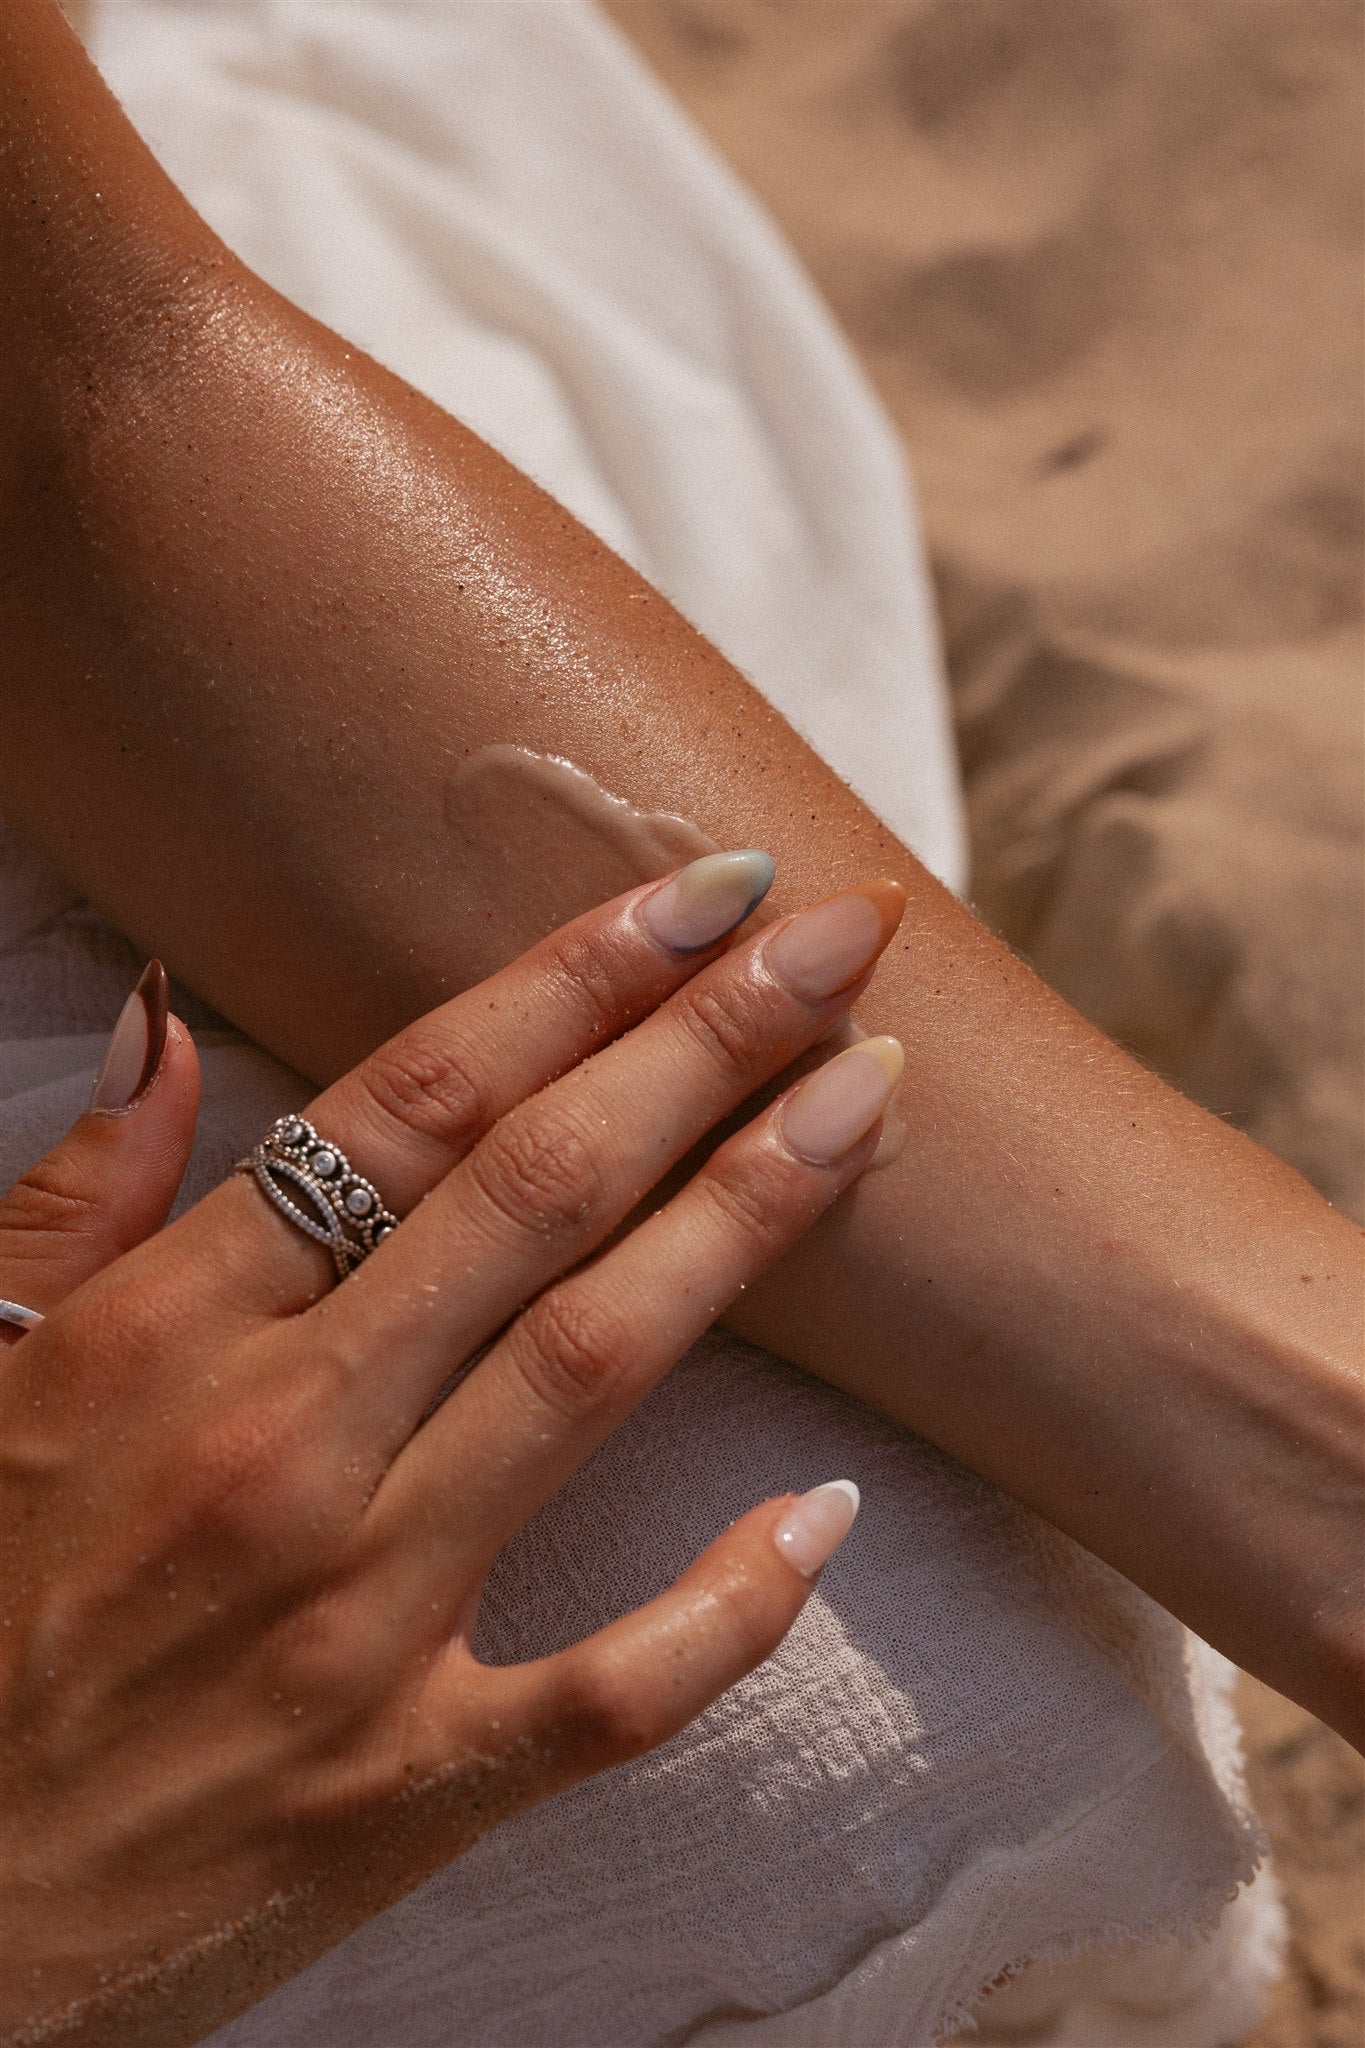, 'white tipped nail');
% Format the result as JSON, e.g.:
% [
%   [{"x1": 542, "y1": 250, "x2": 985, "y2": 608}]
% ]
[{"x1": 773, "y1": 1479, "x2": 860, "y2": 1578}]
